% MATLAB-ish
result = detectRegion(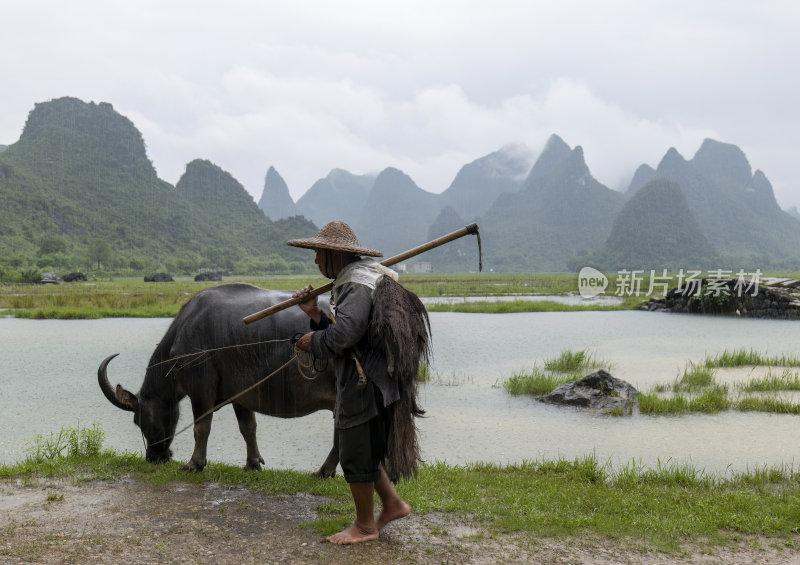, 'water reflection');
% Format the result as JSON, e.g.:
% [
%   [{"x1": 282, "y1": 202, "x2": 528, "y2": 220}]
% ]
[{"x1": 1, "y1": 312, "x2": 798, "y2": 475}]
